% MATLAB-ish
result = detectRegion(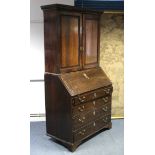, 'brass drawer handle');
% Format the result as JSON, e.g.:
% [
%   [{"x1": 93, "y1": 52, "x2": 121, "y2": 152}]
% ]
[
  {"x1": 102, "y1": 96, "x2": 109, "y2": 102},
  {"x1": 93, "y1": 122, "x2": 96, "y2": 127},
  {"x1": 104, "y1": 88, "x2": 111, "y2": 94},
  {"x1": 102, "y1": 106, "x2": 108, "y2": 112},
  {"x1": 93, "y1": 101, "x2": 96, "y2": 106},
  {"x1": 79, "y1": 129, "x2": 86, "y2": 135},
  {"x1": 79, "y1": 131, "x2": 85, "y2": 135},
  {"x1": 79, "y1": 96, "x2": 85, "y2": 102},
  {"x1": 78, "y1": 105, "x2": 85, "y2": 112},
  {"x1": 78, "y1": 107, "x2": 83, "y2": 112},
  {"x1": 79, "y1": 98, "x2": 84, "y2": 102},
  {"x1": 103, "y1": 117, "x2": 108, "y2": 123},
  {"x1": 78, "y1": 119, "x2": 84, "y2": 123},
  {"x1": 83, "y1": 116, "x2": 85, "y2": 120},
  {"x1": 94, "y1": 93, "x2": 97, "y2": 97},
  {"x1": 78, "y1": 116, "x2": 85, "y2": 123}
]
